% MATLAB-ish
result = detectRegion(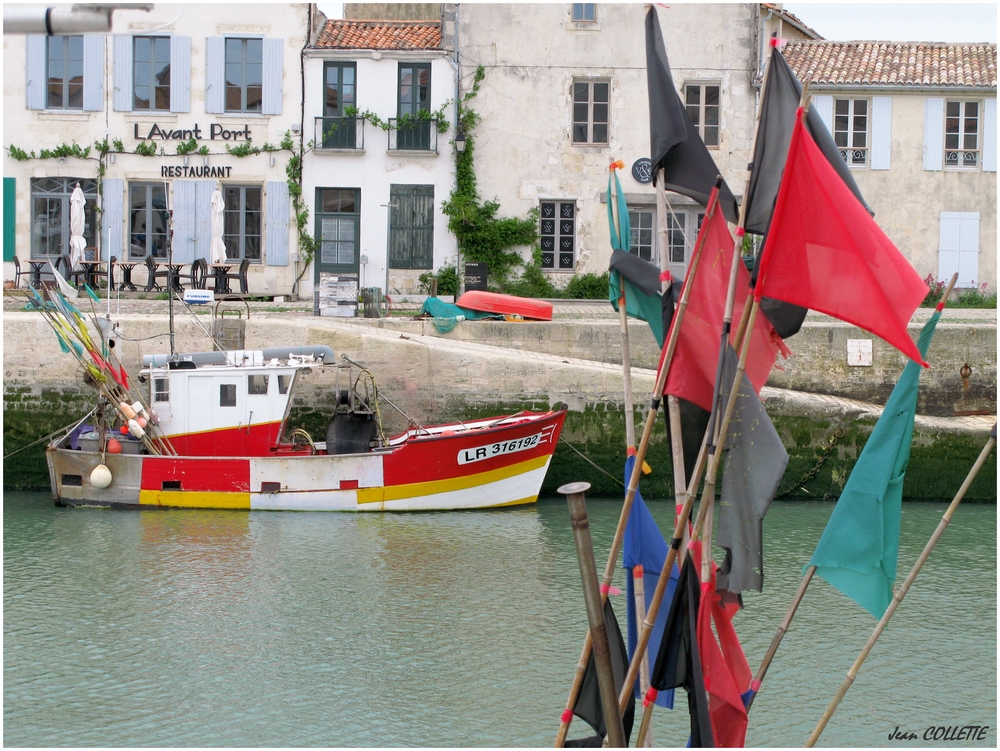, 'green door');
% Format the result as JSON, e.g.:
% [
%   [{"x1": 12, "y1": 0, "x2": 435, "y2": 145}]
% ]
[
  {"x1": 314, "y1": 188, "x2": 360, "y2": 275},
  {"x1": 388, "y1": 185, "x2": 434, "y2": 270}
]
